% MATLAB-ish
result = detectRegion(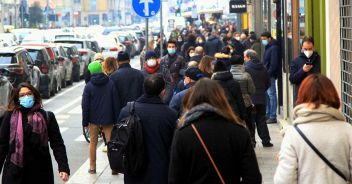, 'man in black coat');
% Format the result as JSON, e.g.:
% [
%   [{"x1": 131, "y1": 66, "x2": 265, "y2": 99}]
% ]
[
  {"x1": 110, "y1": 51, "x2": 145, "y2": 116},
  {"x1": 289, "y1": 36, "x2": 321, "y2": 102},
  {"x1": 118, "y1": 74, "x2": 178, "y2": 184},
  {"x1": 204, "y1": 32, "x2": 223, "y2": 57},
  {"x1": 160, "y1": 40, "x2": 185, "y2": 104},
  {"x1": 244, "y1": 49, "x2": 273, "y2": 147}
]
